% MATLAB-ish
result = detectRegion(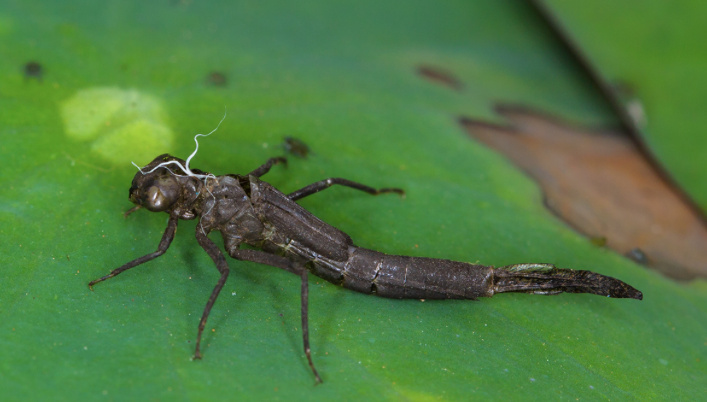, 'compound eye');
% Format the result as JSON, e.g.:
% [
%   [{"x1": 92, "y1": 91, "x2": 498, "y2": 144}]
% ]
[
  {"x1": 142, "y1": 176, "x2": 180, "y2": 212},
  {"x1": 145, "y1": 186, "x2": 169, "y2": 211}
]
